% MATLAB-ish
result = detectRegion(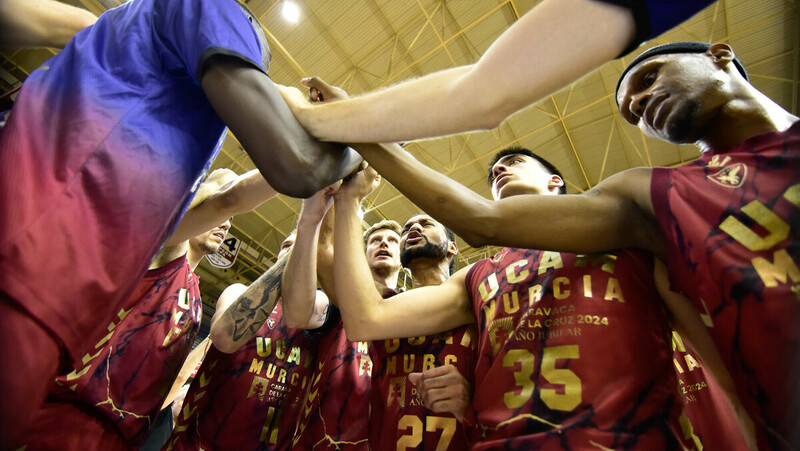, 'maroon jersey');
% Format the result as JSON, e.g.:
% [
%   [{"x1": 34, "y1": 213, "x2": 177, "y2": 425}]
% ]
[
  {"x1": 26, "y1": 255, "x2": 202, "y2": 448},
  {"x1": 292, "y1": 306, "x2": 373, "y2": 450},
  {"x1": 670, "y1": 331, "x2": 746, "y2": 450},
  {"x1": 166, "y1": 302, "x2": 317, "y2": 450},
  {"x1": 651, "y1": 122, "x2": 800, "y2": 448},
  {"x1": 369, "y1": 324, "x2": 477, "y2": 450},
  {"x1": 465, "y1": 248, "x2": 679, "y2": 450}
]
